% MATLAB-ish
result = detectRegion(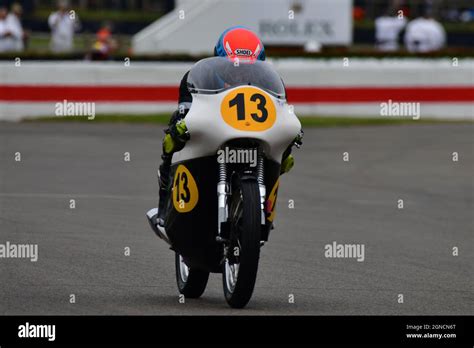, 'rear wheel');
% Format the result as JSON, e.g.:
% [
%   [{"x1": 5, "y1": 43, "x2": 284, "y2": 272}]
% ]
[
  {"x1": 222, "y1": 179, "x2": 261, "y2": 308},
  {"x1": 175, "y1": 253, "x2": 209, "y2": 298}
]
